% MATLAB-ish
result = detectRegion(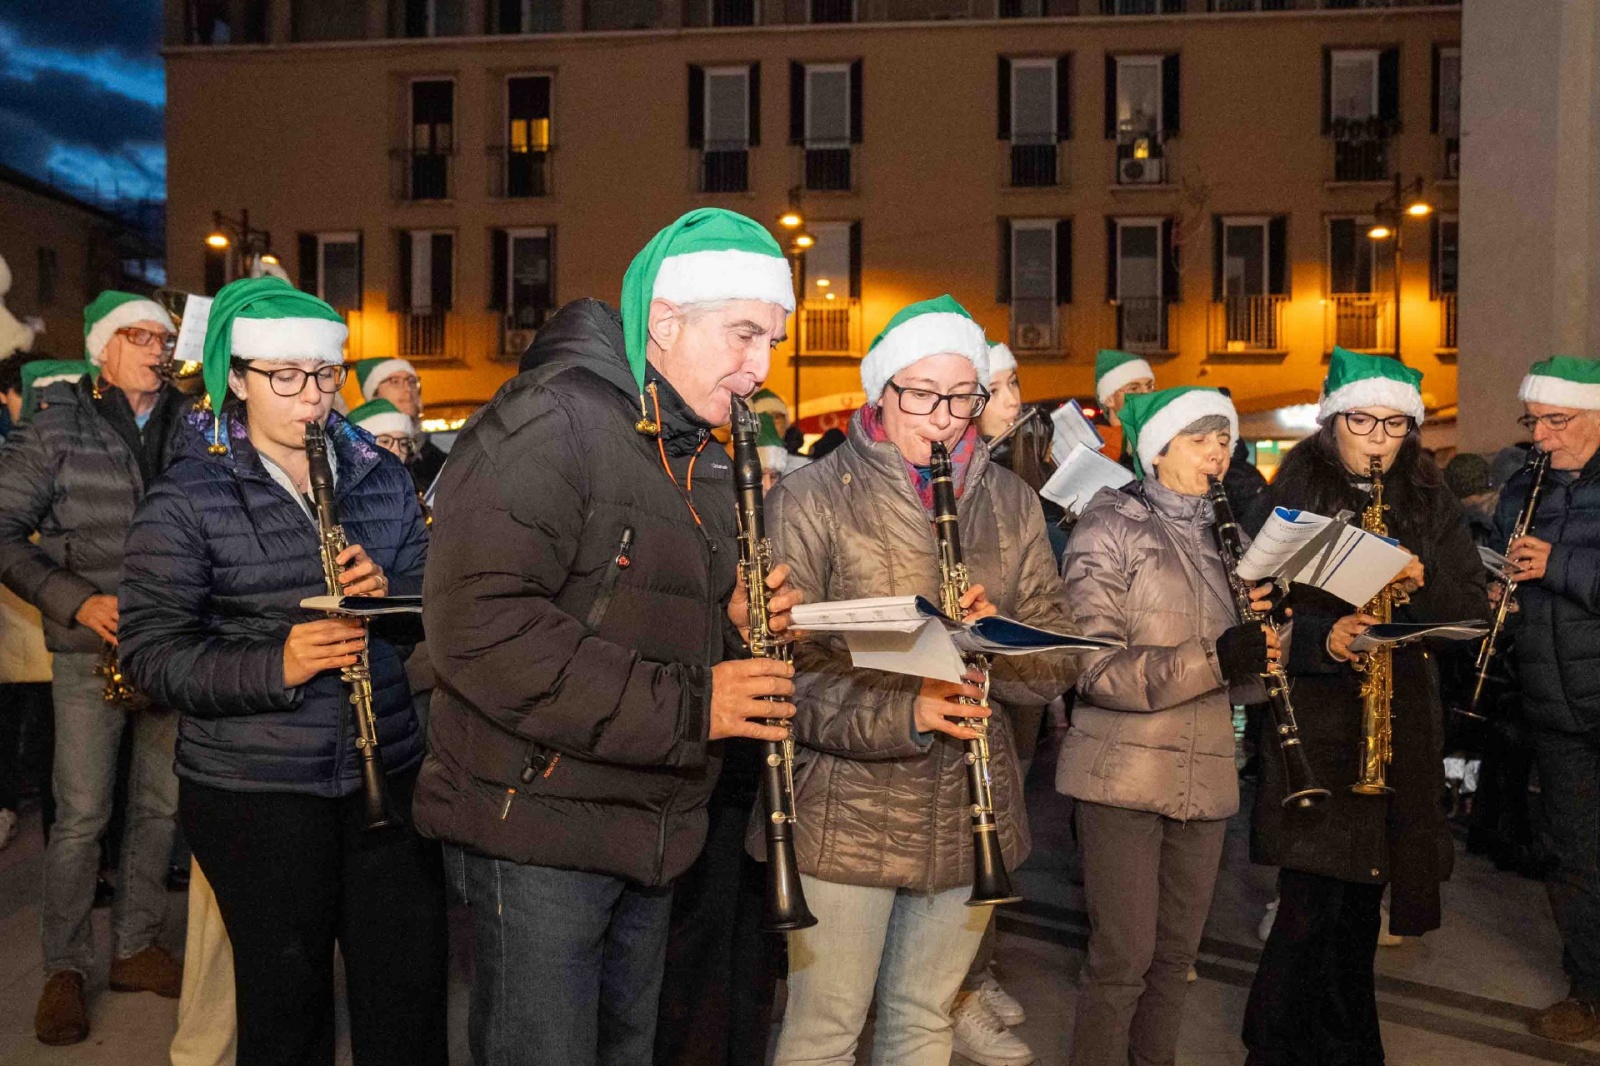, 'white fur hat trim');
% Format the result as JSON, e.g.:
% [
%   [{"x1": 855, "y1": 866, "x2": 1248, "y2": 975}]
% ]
[
  {"x1": 1095, "y1": 357, "x2": 1155, "y2": 405},
  {"x1": 652, "y1": 250, "x2": 795, "y2": 313},
  {"x1": 1519, "y1": 373, "x2": 1600, "y2": 411},
  {"x1": 1136, "y1": 391, "x2": 1239, "y2": 478},
  {"x1": 860, "y1": 313, "x2": 990, "y2": 402},
  {"x1": 85, "y1": 299, "x2": 174, "y2": 367},
  {"x1": 1318, "y1": 377, "x2": 1426, "y2": 425}
]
